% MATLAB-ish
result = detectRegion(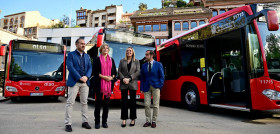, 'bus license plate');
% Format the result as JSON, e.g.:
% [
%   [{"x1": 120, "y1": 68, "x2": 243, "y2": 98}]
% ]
[
  {"x1": 30, "y1": 93, "x2": 44, "y2": 96},
  {"x1": 128, "y1": 95, "x2": 140, "y2": 99}
]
